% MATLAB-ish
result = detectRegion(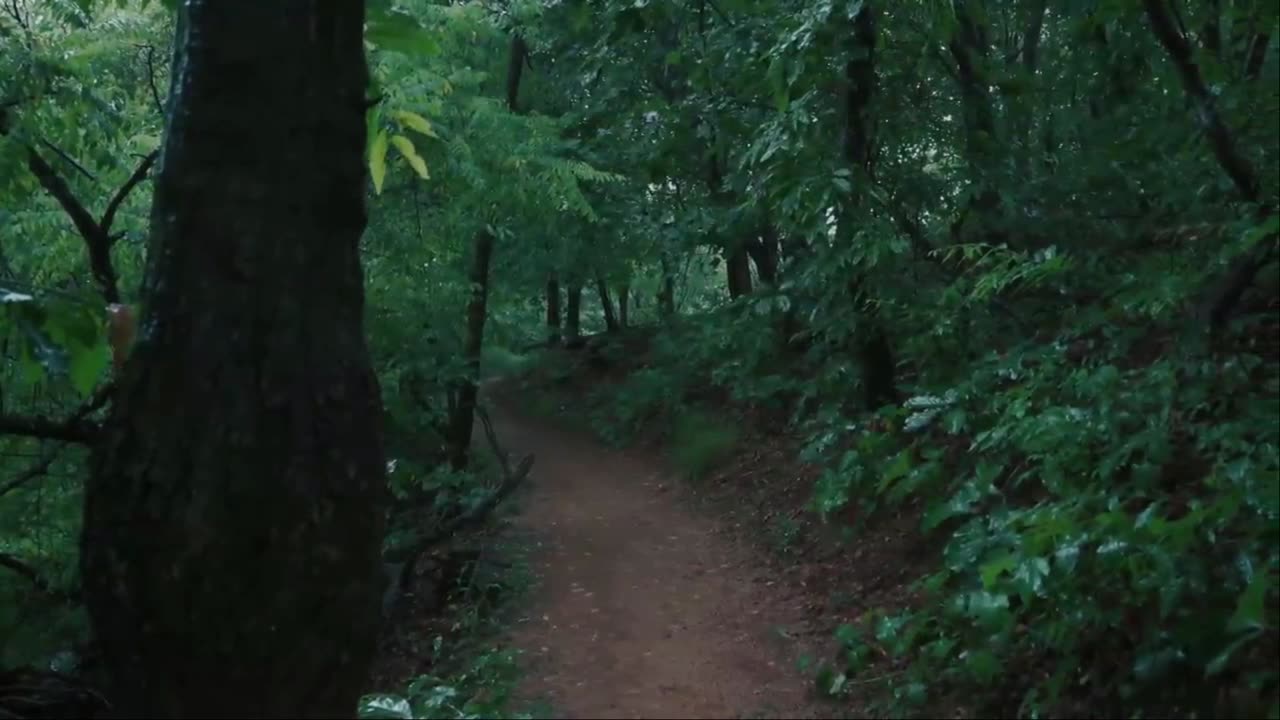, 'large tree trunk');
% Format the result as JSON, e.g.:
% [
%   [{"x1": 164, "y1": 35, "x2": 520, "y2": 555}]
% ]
[
  {"x1": 80, "y1": 2, "x2": 387, "y2": 717},
  {"x1": 546, "y1": 272, "x2": 561, "y2": 345},
  {"x1": 446, "y1": 230, "x2": 495, "y2": 470},
  {"x1": 596, "y1": 273, "x2": 619, "y2": 332},
  {"x1": 565, "y1": 279, "x2": 583, "y2": 347}
]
